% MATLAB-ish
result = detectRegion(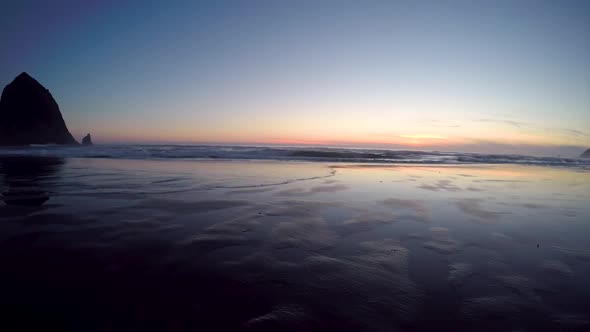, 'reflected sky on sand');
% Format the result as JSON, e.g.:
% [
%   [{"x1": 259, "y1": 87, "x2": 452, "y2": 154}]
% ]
[
  {"x1": 0, "y1": 158, "x2": 589, "y2": 331},
  {"x1": 0, "y1": 157, "x2": 64, "y2": 206}
]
